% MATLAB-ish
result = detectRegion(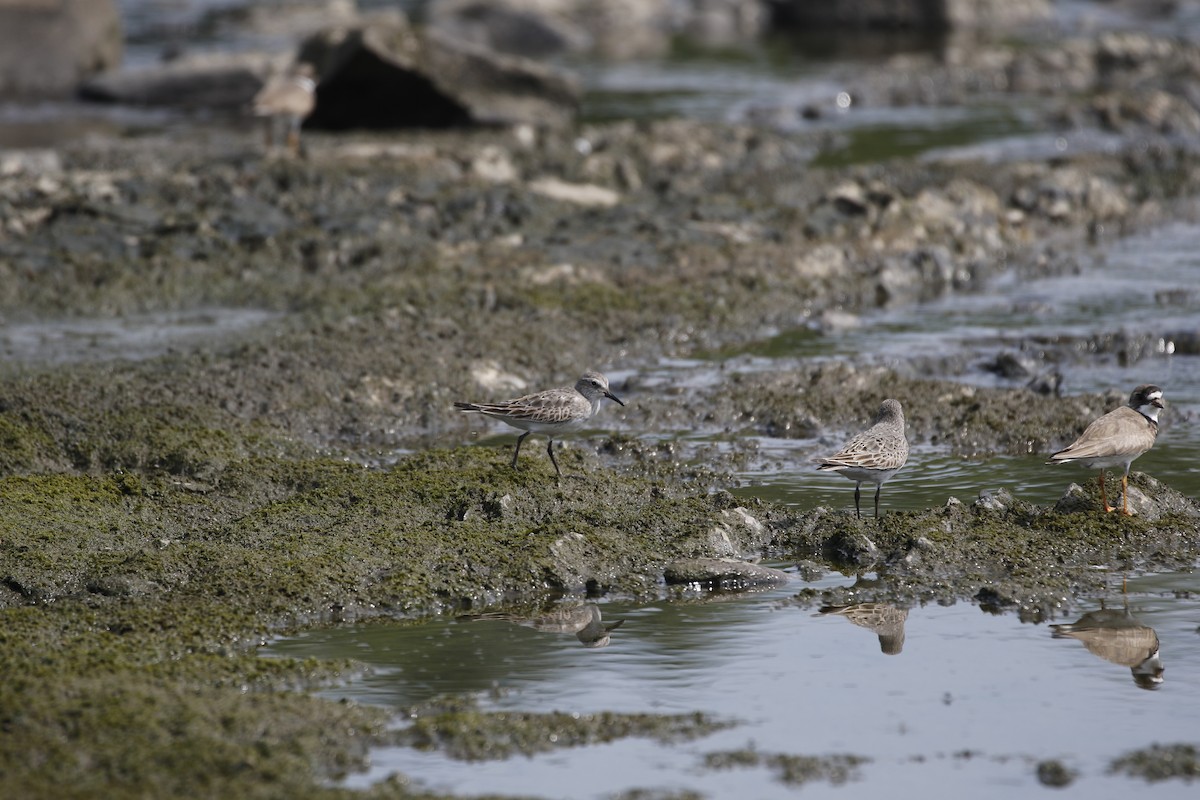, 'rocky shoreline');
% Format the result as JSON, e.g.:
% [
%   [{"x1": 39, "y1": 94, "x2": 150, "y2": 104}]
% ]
[{"x1": 4, "y1": 9, "x2": 1200, "y2": 798}]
